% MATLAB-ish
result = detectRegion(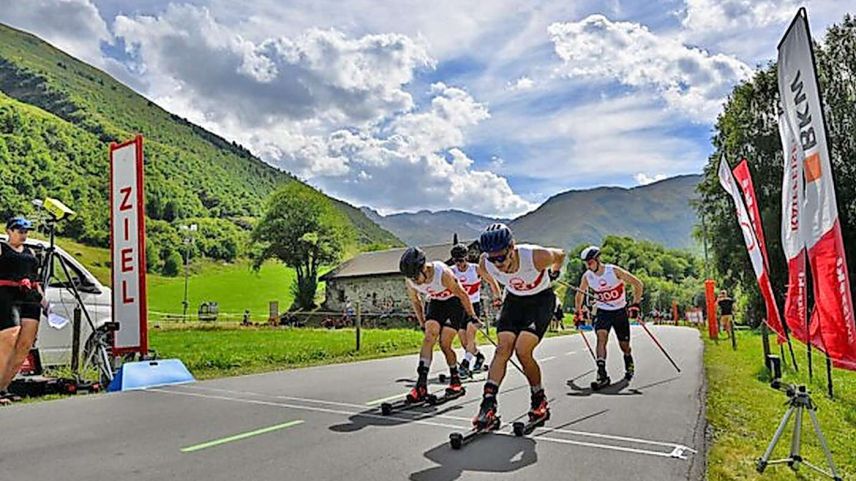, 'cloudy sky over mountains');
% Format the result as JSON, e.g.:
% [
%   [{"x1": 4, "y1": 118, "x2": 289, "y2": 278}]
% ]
[{"x1": 0, "y1": 0, "x2": 848, "y2": 216}]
